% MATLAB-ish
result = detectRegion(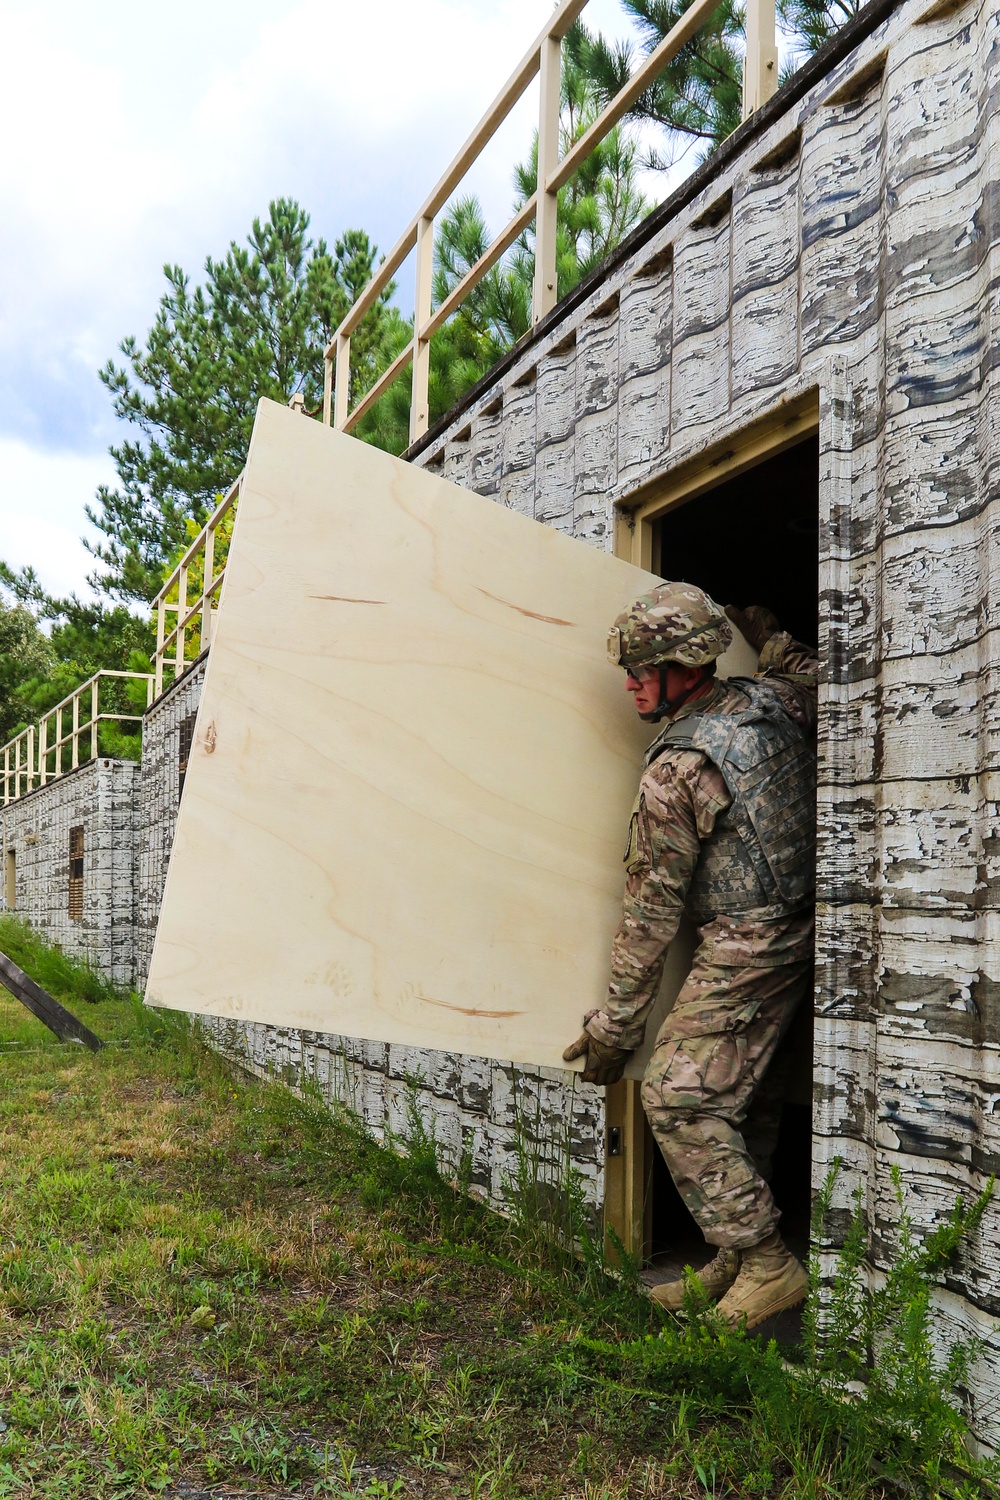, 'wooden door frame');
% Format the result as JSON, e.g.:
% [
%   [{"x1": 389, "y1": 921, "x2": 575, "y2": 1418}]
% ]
[{"x1": 603, "y1": 389, "x2": 820, "y2": 1261}]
